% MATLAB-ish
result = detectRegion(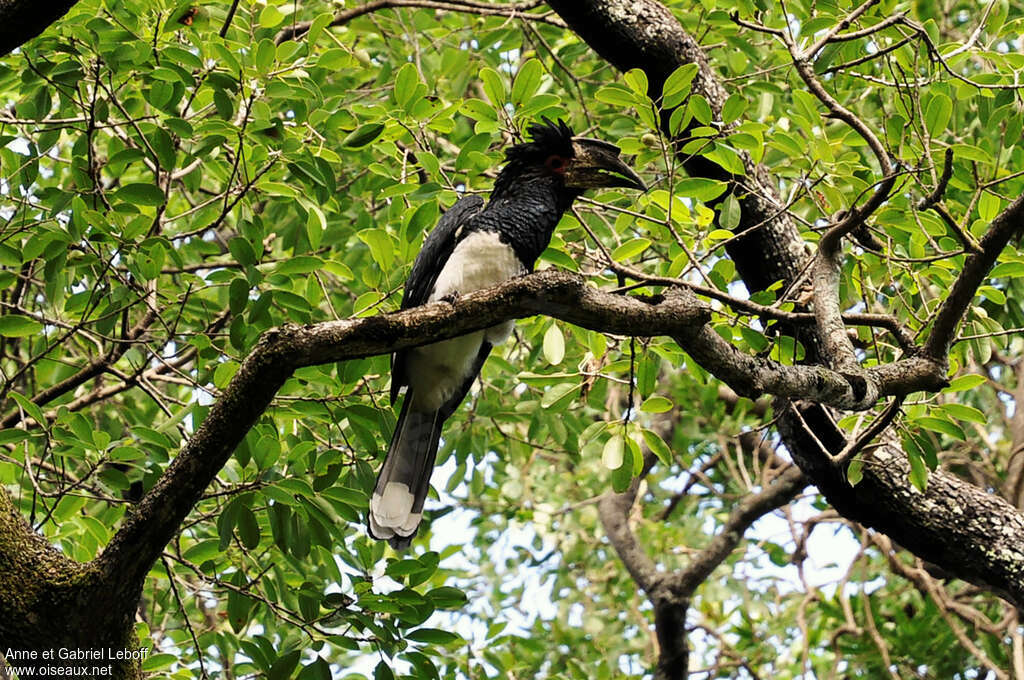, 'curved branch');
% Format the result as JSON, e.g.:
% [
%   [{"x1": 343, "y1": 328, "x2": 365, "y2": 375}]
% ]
[
  {"x1": 89, "y1": 267, "x2": 955, "y2": 633},
  {"x1": 95, "y1": 271, "x2": 709, "y2": 598},
  {"x1": 547, "y1": 0, "x2": 1024, "y2": 611},
  {"x1": 925, "y1": 192, "x2": 1024, "y2": 359},
  {"x1": 274, "y1": 0, "x2": 561, "y2": 45}
]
